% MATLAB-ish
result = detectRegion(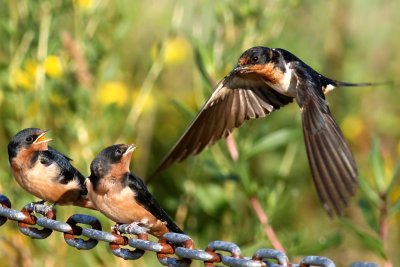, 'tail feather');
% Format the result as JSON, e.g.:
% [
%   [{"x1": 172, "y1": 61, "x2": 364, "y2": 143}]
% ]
[
  {"x1": 329, "y1": 79, "x2": 391, "y2": 88},
  {"x1": 321, "y1": 76, "x2": 392, "y2": 93}
]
